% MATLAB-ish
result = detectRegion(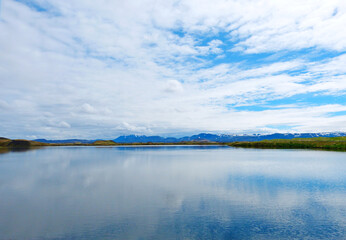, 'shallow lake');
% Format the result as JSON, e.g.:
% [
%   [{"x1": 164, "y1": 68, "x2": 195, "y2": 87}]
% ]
[{"x1": 0, "y1": 146, "x2": 345, "y2": 239}]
